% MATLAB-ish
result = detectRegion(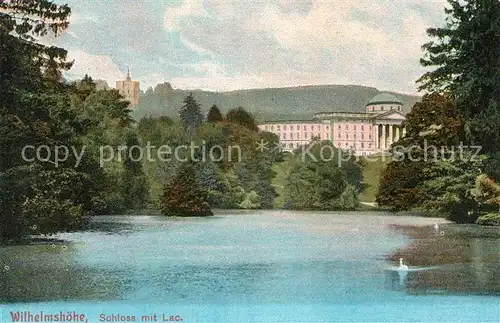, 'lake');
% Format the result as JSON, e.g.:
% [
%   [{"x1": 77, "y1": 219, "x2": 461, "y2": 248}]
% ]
[{"x1": 1, "y1": 211, "x2": 499, "y2": 322}]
